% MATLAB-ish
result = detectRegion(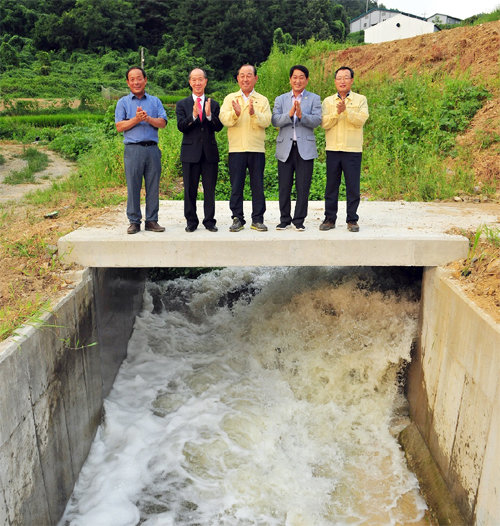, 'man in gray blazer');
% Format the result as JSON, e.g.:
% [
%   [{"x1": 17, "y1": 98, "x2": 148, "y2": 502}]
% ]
[{"x1": 272, "y1": 65, "x2": 322, "y2": 230}]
